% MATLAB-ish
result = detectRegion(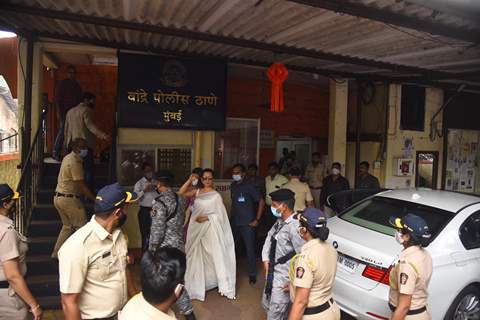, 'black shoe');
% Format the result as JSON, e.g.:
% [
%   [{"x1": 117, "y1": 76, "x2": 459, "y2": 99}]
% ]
[
  {"x1": 249, "y1": 276, "x2": 256, "y2": 285},
  {"x1": 185, "y1": 313, "x2": 197, "y2": 320}
]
